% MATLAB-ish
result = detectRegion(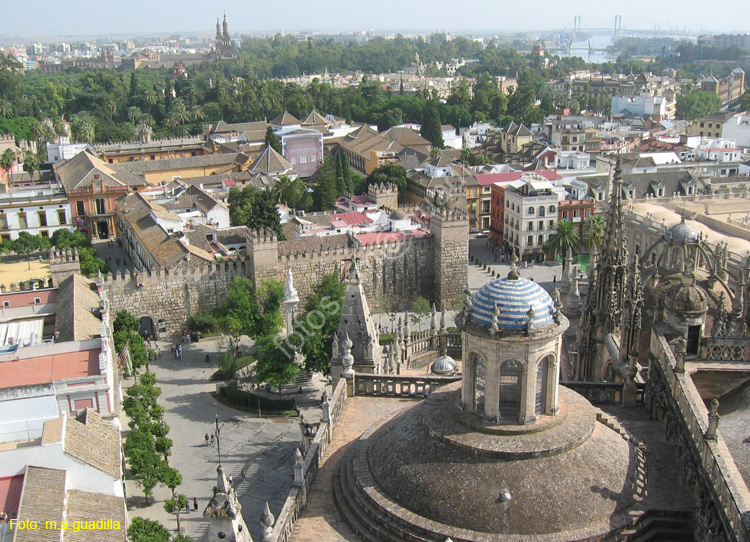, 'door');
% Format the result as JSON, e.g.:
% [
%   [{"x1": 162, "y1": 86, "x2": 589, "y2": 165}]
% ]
[
  {"x1": 498, "y1": 360, "x2": 522, "y2": 421},
  {"x1": 97, "y1": 221, "x2": 109, "y2": 239},
  {"x1": 687, "y1": 326, "x2": 700, "y2": 355}
]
